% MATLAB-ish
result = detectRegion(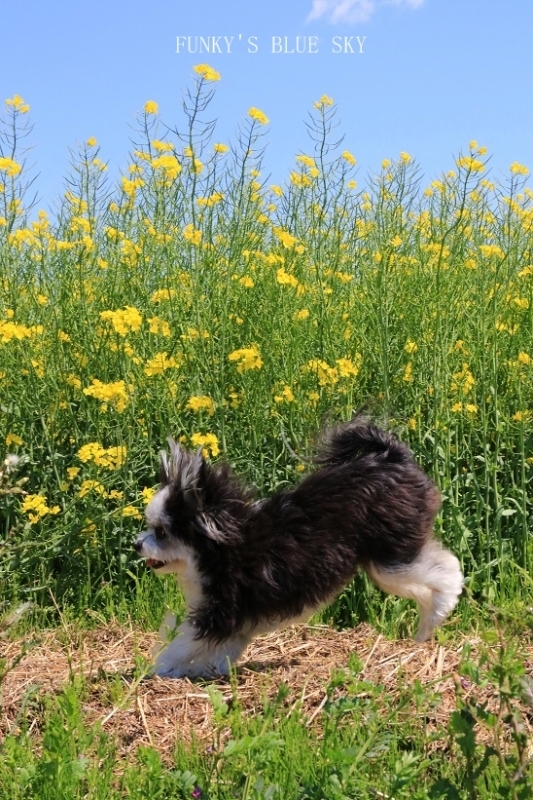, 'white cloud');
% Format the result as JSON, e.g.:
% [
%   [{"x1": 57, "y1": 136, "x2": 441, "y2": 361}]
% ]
[{"x1": 307, "y1": 0, "x2": 425, "y2": 25}]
